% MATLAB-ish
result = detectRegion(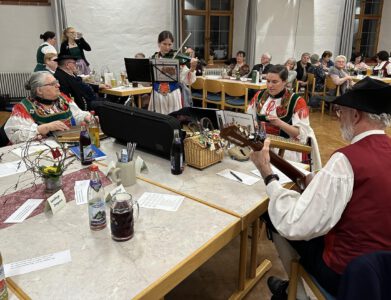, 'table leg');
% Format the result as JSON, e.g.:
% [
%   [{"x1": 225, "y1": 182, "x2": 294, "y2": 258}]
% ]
[
  {"x1": 250, "y1": 218, "x2": 260, "y2": 278},
  {"x1": 238, "y1": 227, "x2": 248, "y2": 291}
]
